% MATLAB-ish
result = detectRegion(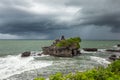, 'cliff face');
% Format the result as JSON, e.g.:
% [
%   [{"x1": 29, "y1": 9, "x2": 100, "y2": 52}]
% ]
[{"x1": 42, "y1": 36, "x2": 81, "y2": 57}]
